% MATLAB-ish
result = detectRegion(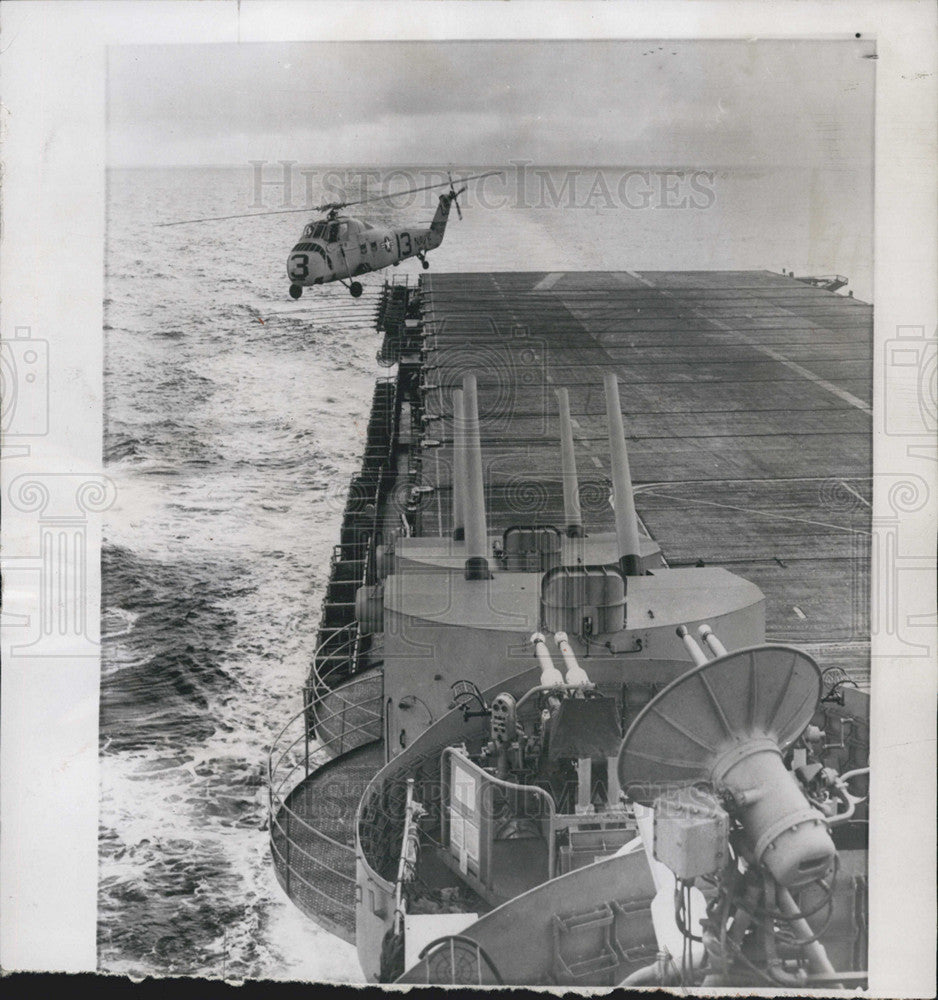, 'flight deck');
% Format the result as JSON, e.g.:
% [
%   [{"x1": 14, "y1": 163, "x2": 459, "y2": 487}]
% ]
[{"x1": 416, "y1": 270, "x2": 871, "y2": 680}]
